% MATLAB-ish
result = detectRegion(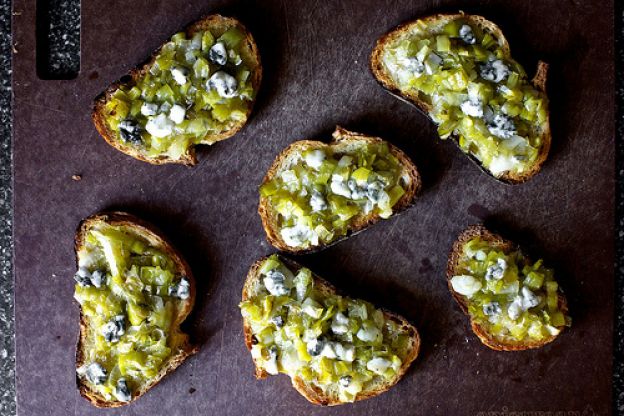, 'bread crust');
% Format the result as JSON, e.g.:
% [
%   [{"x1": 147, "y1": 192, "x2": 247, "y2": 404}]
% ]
[
  {"x1": 258, "y1": 126, "x2": 422, "y2": 254},
  {"x1": 446, "y1": 224, "x2": 568, "y2": 351},
  {"x1": 74, "y1": 211, "x2": 199, "y2": 407},
  {"x1": 92, "y1": 14, "x2": 262, "y2": 166},
  {"x1": 370, "y1": 12, "x2": 551, "y2": 184},
  {"x1": 241, "y1": 255, "x2": 420, "y2": 405}
]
